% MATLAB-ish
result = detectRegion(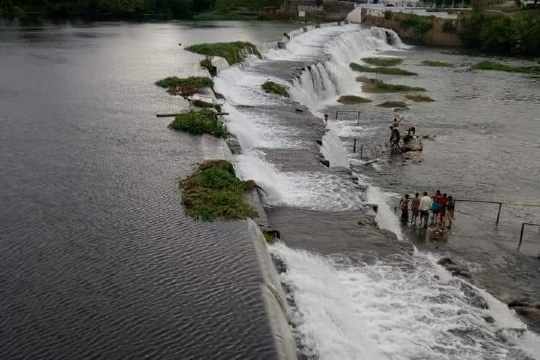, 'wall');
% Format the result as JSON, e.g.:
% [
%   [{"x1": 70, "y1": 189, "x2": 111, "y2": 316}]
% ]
[{"x1": 348, "y1": 7, "x2": 462, "y2": 47}]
